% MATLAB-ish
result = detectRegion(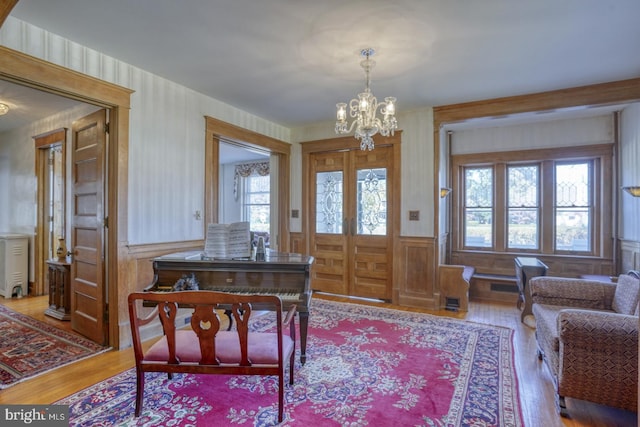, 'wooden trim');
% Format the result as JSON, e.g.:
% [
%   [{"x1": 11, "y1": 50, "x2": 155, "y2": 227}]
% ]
[
  {"x1": 34, "y1": 128, "x2": 67, "y2": 297},
  {"x1": 204, "y1": 116, "x2": 291, "y2": 252},
  {"x1": 433, "y1": 77, "x2": 640, "y2": 124},
  {"x1": 433, "y1": 77, "x2": 640, "y2": 279},
  {"x1": 0, "y1": 1, "x2": 18, "y2": 27},
  {"x1": 450, "y1": 145, "x2": 613, "y2": 261},
  {"x1": 0, "y1": 46, "x2": 132, "y2": 349},
  {"x1": 301, "y1": 131, "x2": 402, "y2": 155}
]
